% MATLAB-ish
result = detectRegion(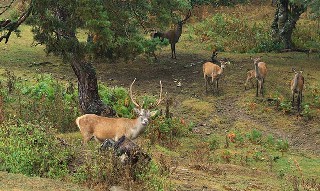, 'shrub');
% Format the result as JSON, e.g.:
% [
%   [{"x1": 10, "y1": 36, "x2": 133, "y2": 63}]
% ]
[
  {"x1": 246, "y1": 129, "x2": 263, "y2": 144},
  {"x1": 147, "y1": 116, "x2": 189, "y2": 147},
  {"x1": 190, "y1": 13, "x2": 276, "y2": 53},
  {"x1": 0, "y1": 119, "x2": 72, "y2": 178},
  {"x1": 276, "y1": 139, "x2": 289, "y2": 156},
  {"x1": 0, "y1": 73, "x2": 80, "y2": 132},
  {"x1": 209, "y1": 135, "x2": 220, "y2": 151}
]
